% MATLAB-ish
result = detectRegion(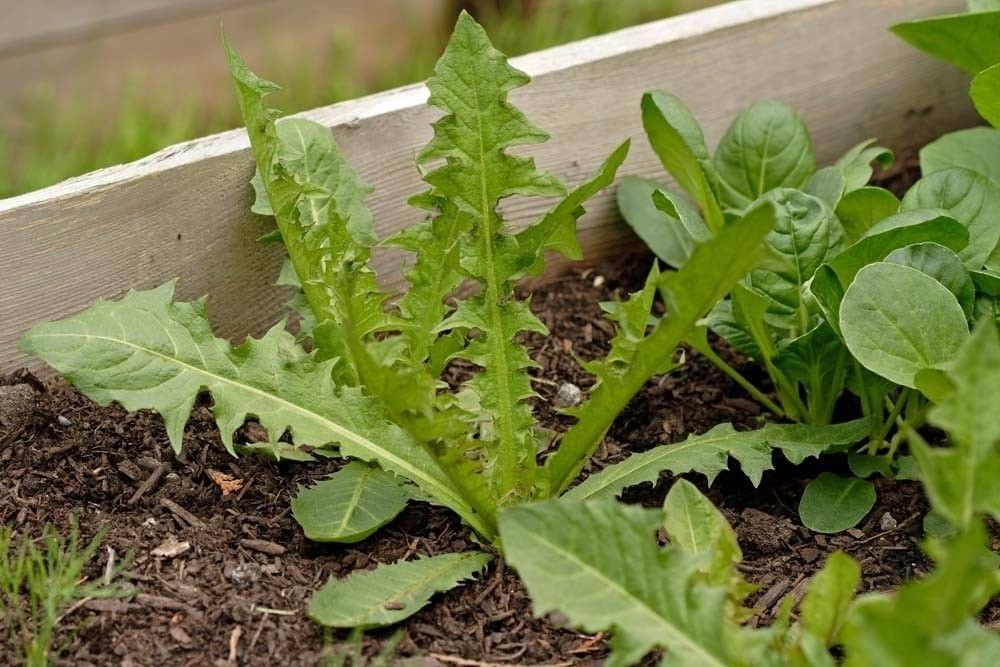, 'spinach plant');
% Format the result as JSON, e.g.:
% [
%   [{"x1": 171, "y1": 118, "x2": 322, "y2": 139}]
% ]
[
  {"x1": 617, "y1": 90, "x2": 993, "y2": 532},
  {"x1": 500, "y1": 321, "x2": 1000, "y2": 666}
]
